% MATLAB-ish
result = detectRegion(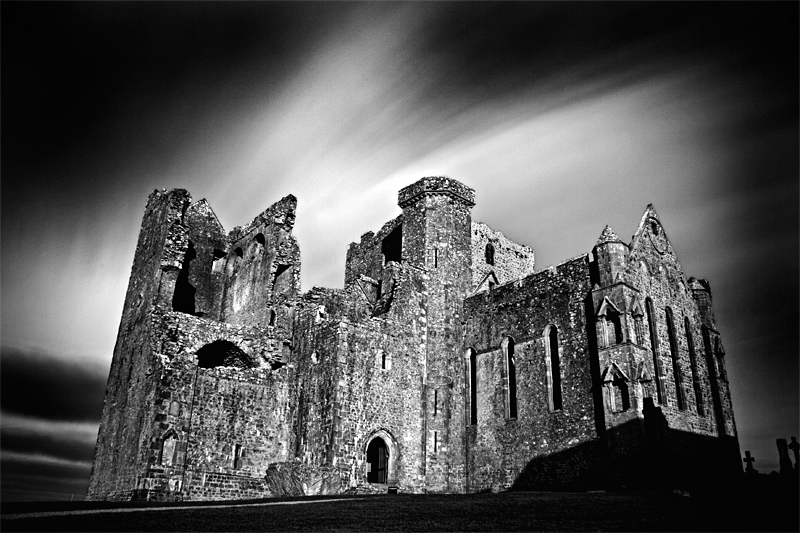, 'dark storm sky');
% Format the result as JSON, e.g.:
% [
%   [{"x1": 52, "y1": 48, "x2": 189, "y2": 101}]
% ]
[{"x1": 1, "y1": 2, "x2": 797, "y2": 501}]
